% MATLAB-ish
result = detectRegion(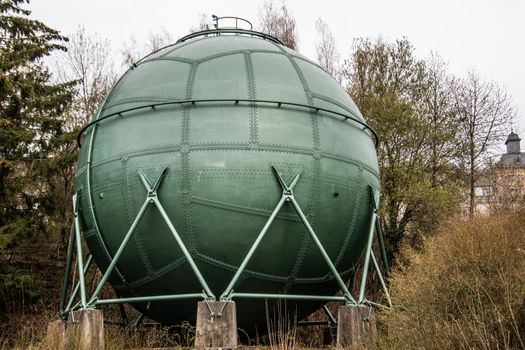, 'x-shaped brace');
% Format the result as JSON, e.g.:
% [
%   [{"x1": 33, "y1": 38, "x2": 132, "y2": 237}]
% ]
[
  {"x1": 86, "y1": 167, "x2": 215, "y2": 307},
  {"x1": 221, "y1": 166, "x2": 357, "y2": 305},
  {"x1": 272, "y1": 165, "x2": 301, "y2": 198},
  {"x1": 138, "y1": 167, "x2": 168, "y2": 197}
]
